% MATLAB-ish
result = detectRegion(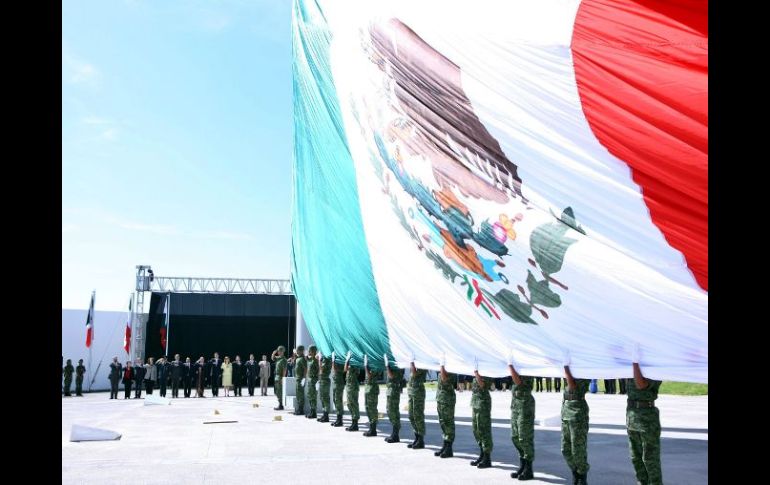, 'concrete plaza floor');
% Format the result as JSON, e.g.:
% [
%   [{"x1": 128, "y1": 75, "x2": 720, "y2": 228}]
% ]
[{"x1": 62, "y1": 388, "x2": 707, "y2": 484}]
